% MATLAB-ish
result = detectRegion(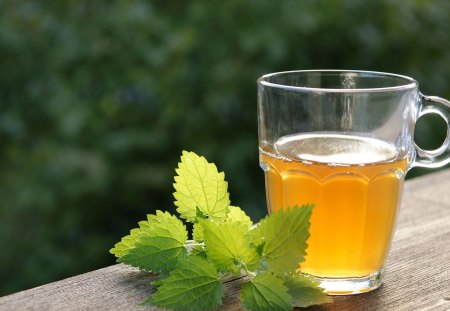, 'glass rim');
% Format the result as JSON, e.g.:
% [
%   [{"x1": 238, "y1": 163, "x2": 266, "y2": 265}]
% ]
[{"x1": 257, "y1": 69, "x2": 418, "y2": 93}]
